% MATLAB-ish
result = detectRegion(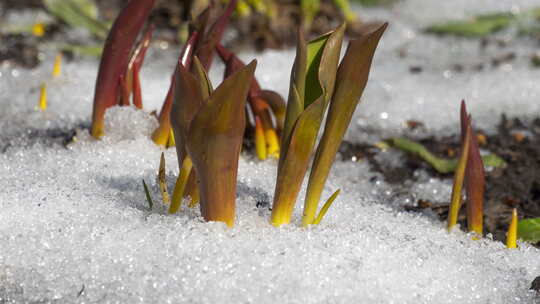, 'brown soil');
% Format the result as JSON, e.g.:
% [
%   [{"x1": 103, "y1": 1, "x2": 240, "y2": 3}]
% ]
[{"x1": 339, "y1": 115, "x2": 540, "y2": 245}]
